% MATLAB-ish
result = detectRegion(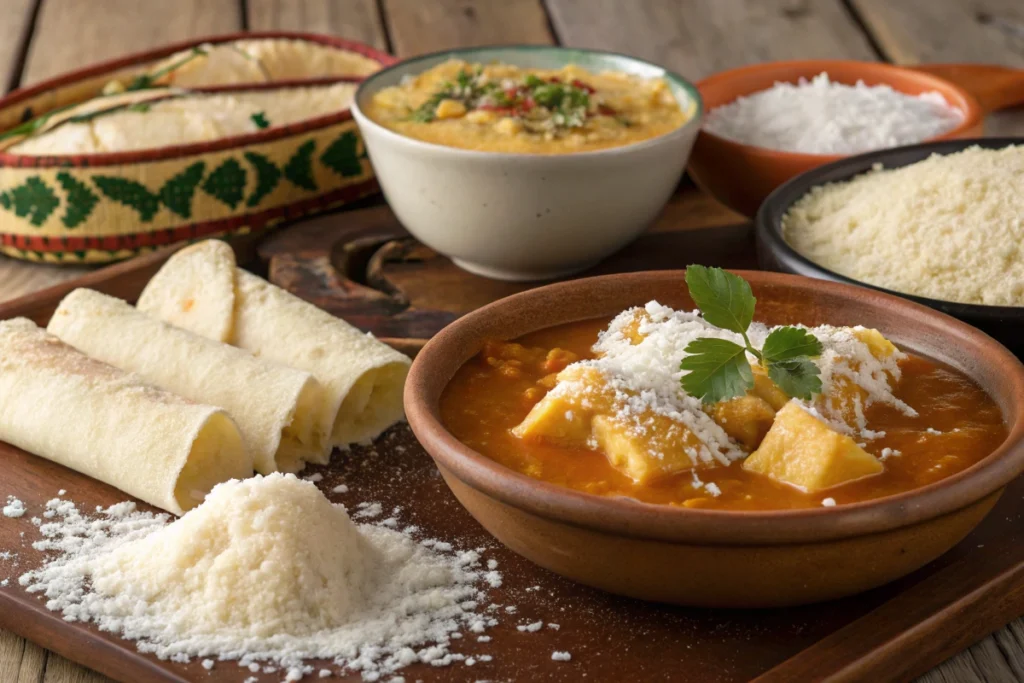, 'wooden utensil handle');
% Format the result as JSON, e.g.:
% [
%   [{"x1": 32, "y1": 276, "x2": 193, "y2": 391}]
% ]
[
  {"x1": 754, "y1": 532, "x2": 1024, "y2": 683},
  {"x1": 911, "y1": 63, "x2": 1024, "y2": 113}
]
